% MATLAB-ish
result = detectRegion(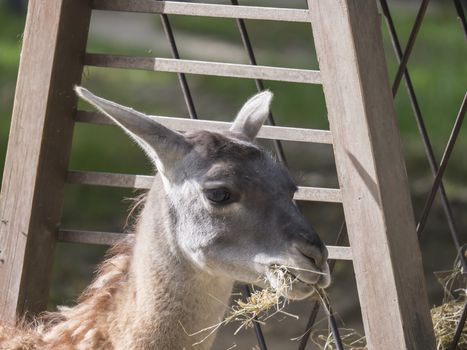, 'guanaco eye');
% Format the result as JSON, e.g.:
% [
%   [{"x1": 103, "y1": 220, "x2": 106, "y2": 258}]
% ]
[{"x1": 205, "y1": 188, "x2": 231, "y2": 204}]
